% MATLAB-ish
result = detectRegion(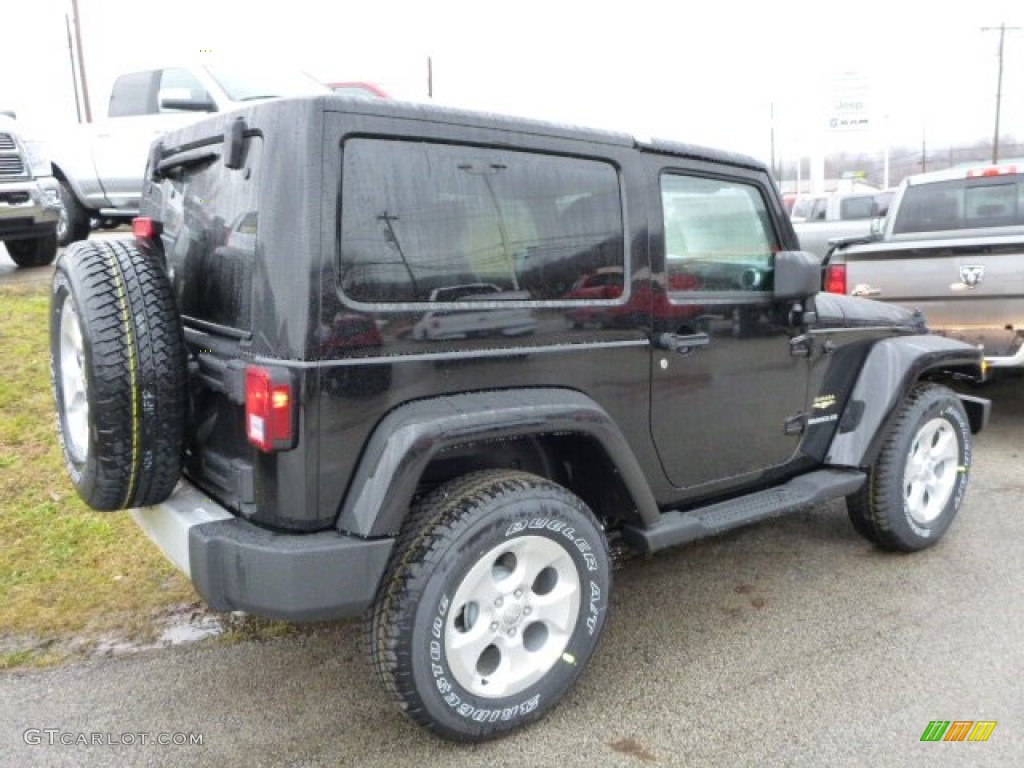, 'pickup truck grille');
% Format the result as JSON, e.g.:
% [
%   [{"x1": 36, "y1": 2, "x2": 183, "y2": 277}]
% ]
[
  {"x1": 0, "y1": 133, "x2": 16, "y2": 151},
  {"x1": 0, "y1": 154, "x2": 26, "y2": 177}
]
